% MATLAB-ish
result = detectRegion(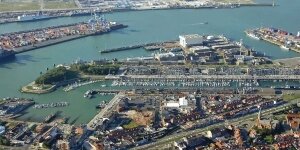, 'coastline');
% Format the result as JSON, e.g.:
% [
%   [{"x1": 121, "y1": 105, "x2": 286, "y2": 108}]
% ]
[
  {"x1": 0, "y1": 3, "x2": 274, "y2": 25},
  {"x1": 0, "y1": 23, "x2": 128, "y2": 61},
  {"x1": 21, "y1": 75, "x2": 106, "y2": 94}
]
